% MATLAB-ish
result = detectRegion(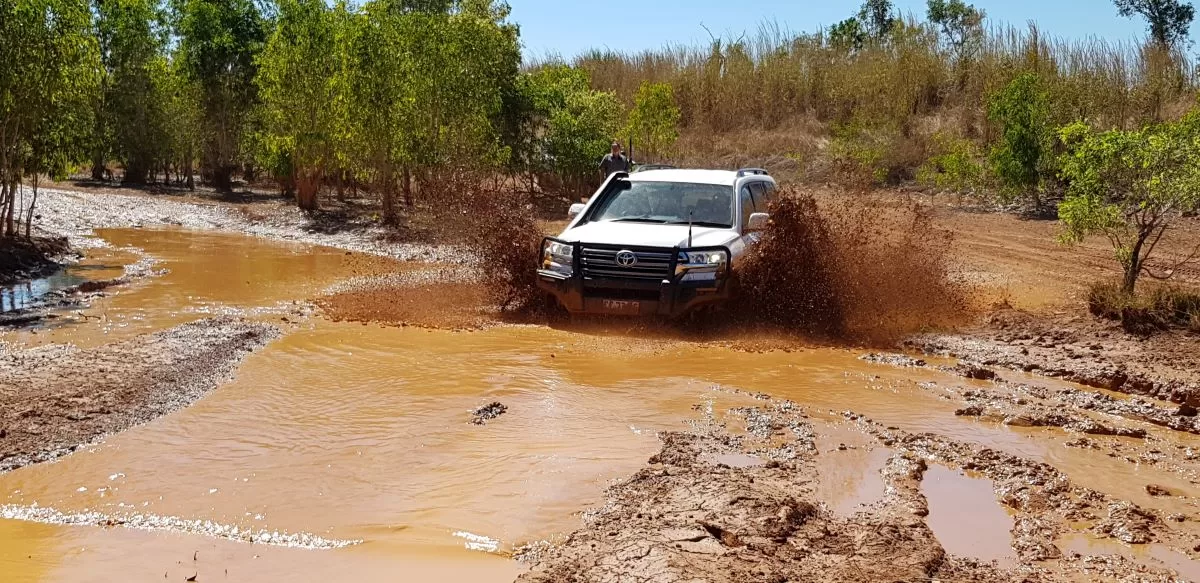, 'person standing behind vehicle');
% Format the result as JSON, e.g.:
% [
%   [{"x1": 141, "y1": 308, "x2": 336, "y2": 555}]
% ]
[{"x1": 599, "y1": 141, "x2": 631, "y2": 177}]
